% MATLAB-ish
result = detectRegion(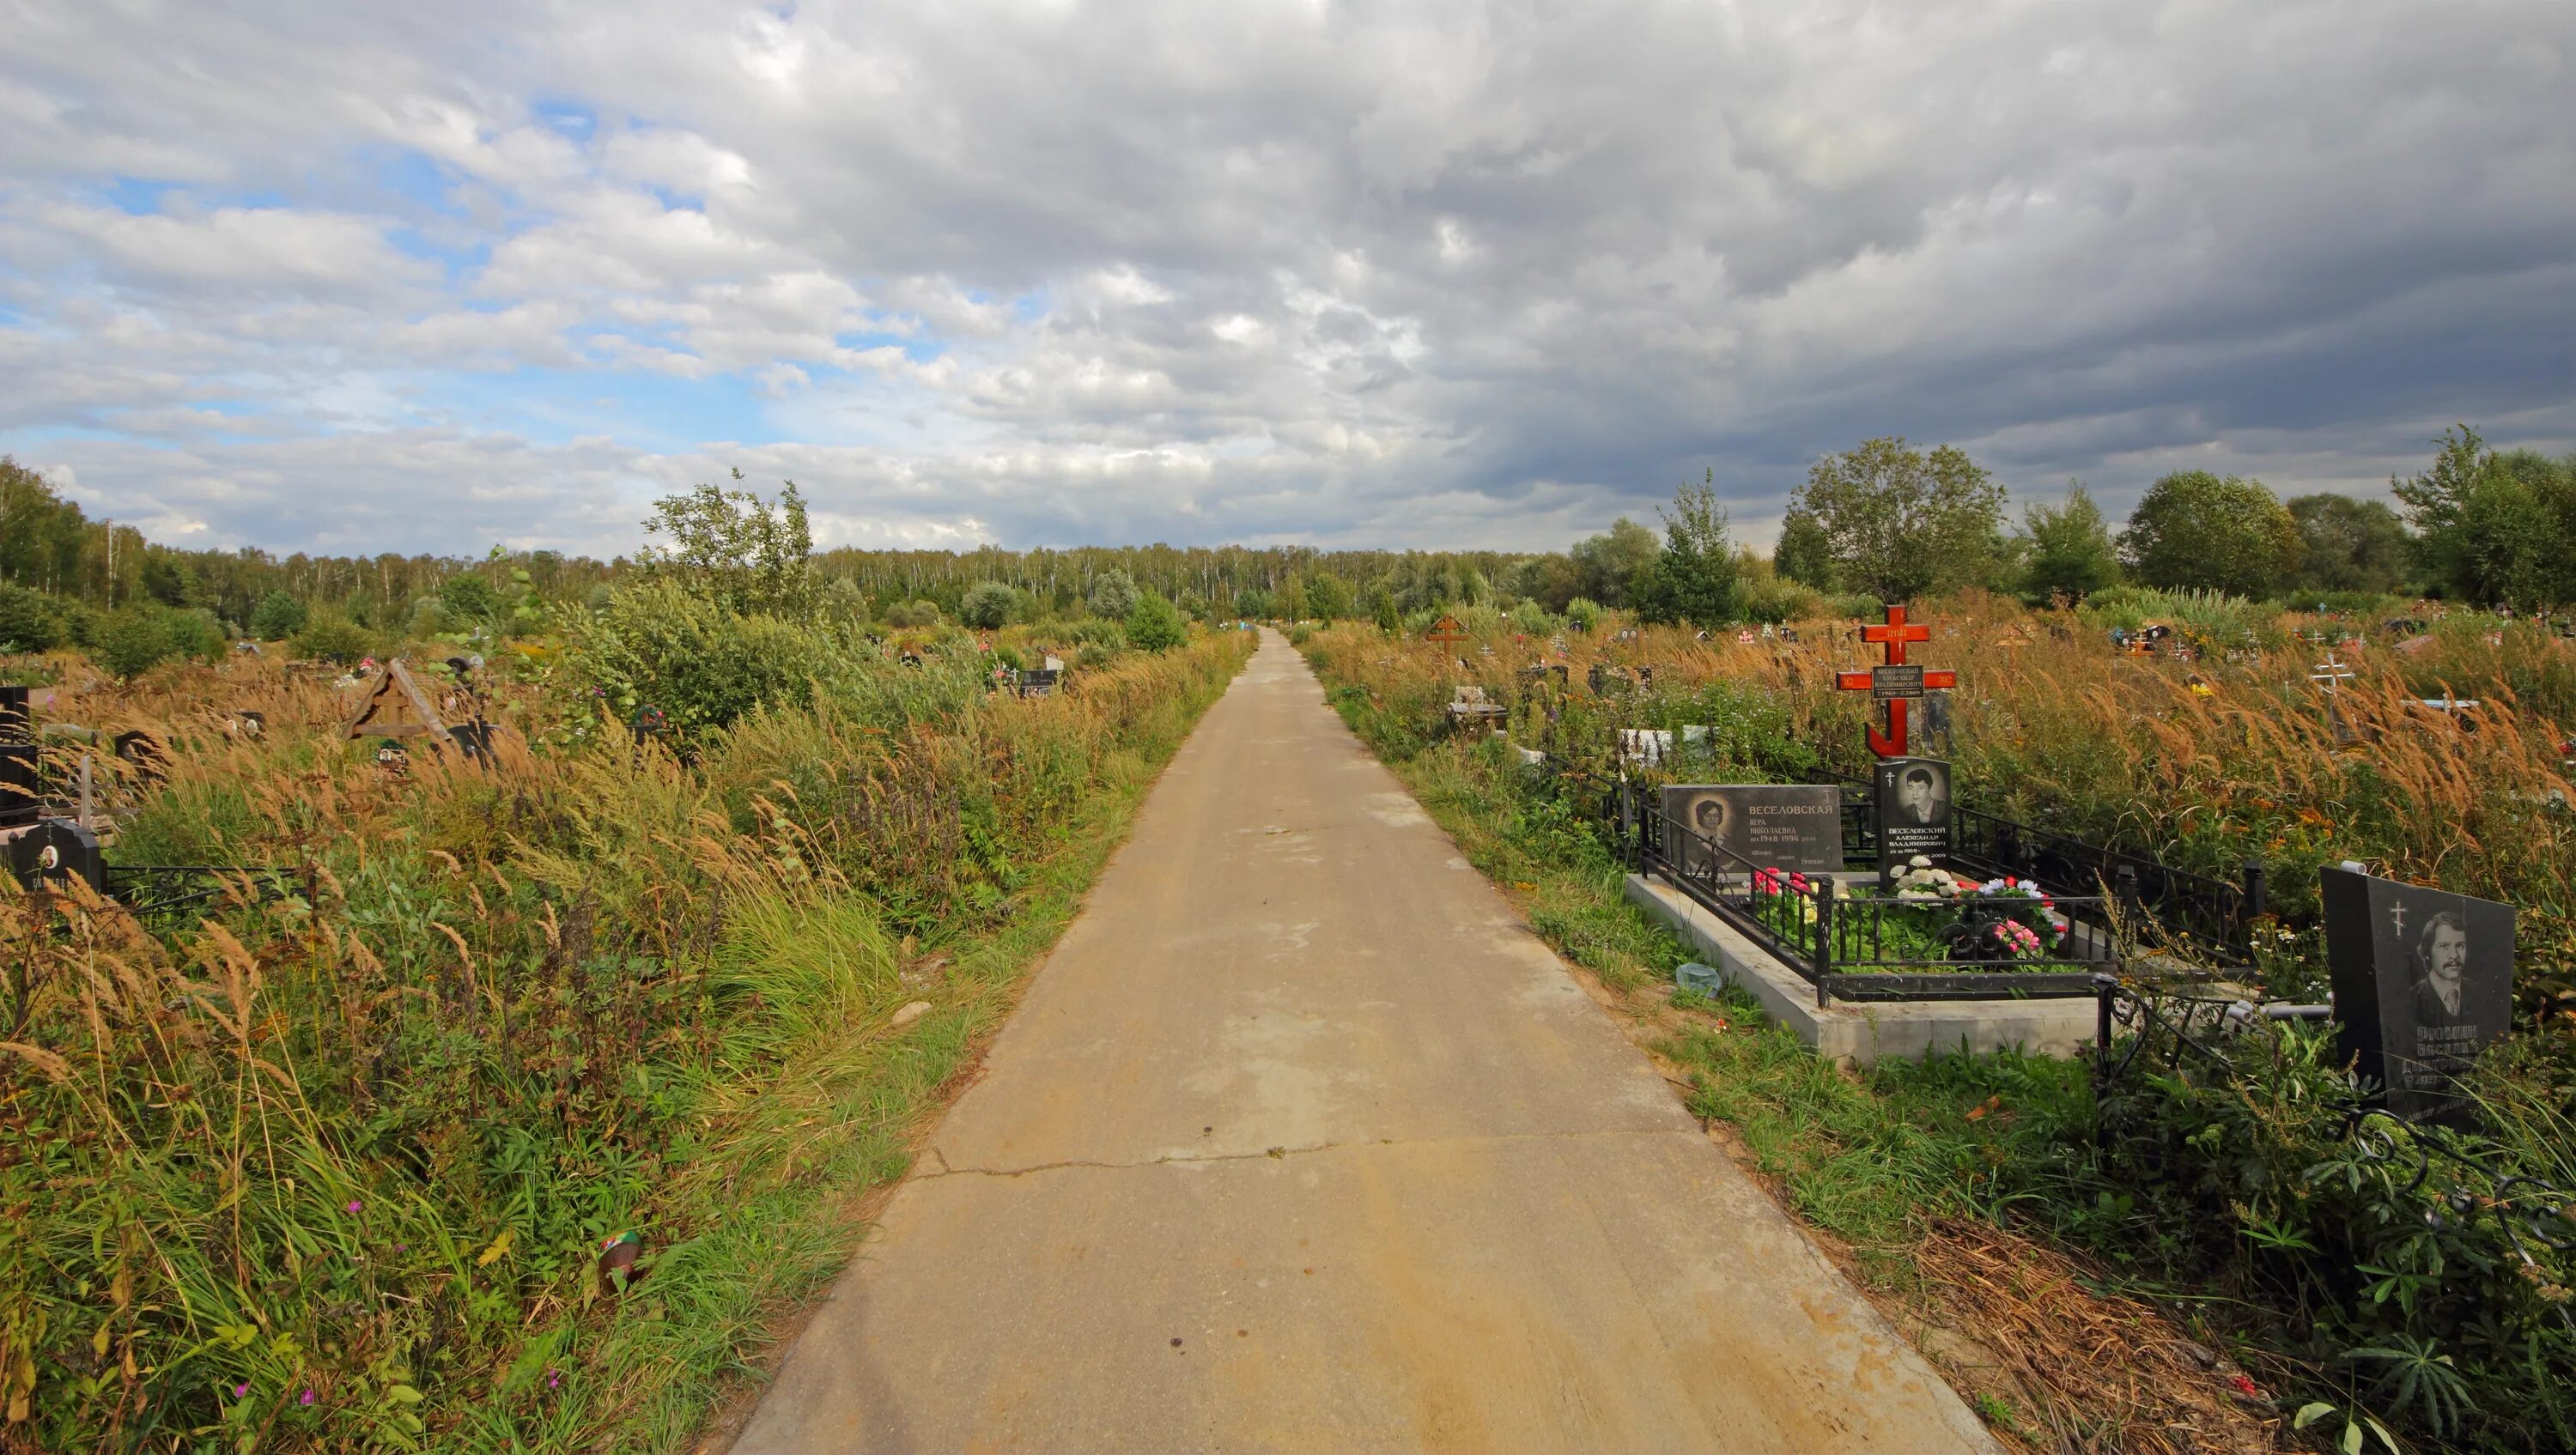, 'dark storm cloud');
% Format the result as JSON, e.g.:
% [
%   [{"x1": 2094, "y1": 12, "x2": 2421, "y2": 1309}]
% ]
[{"x1": 1, "y1": 0, "x2": 2568, "y2": 555}]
